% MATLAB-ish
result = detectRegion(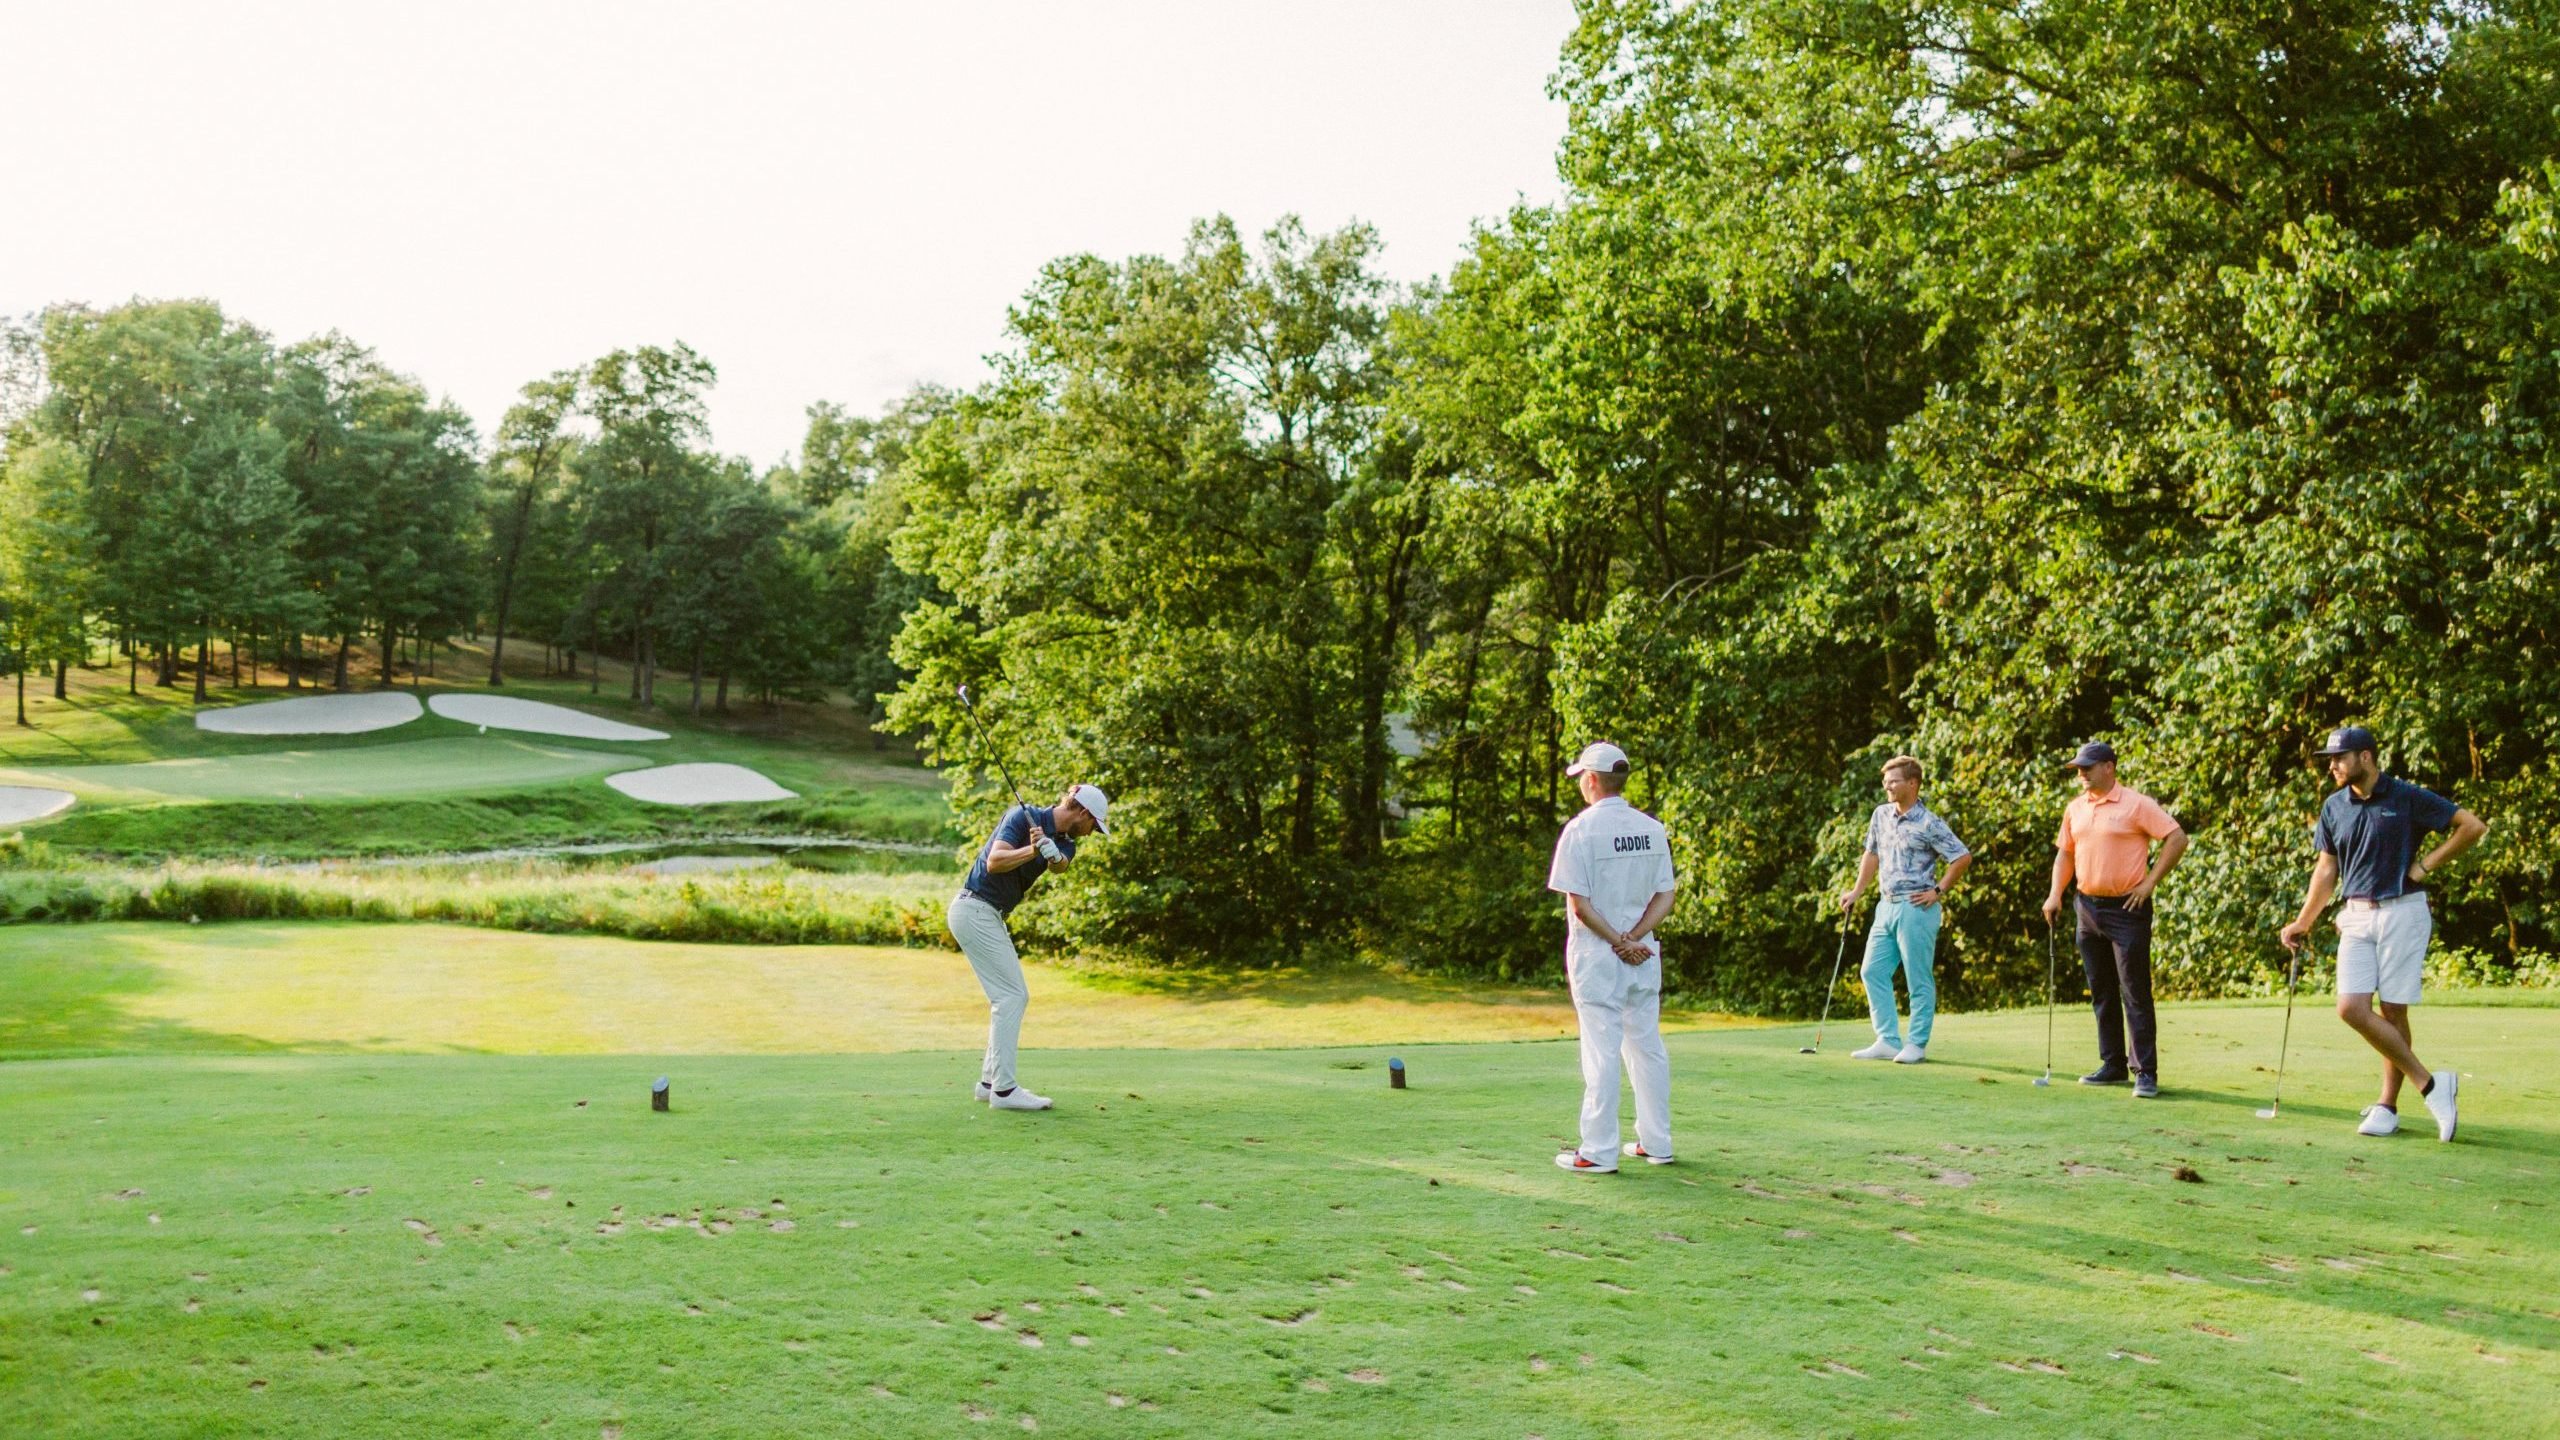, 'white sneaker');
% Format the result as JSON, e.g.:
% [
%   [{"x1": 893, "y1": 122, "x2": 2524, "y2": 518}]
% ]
[
  {"x1": 2356, "y1": 1104, "x2": 2399, "y2": 1137},
  {"x1": 1554, "y1": 1151, "x2": 1617, "y2": 1174},
  {"x1": 1621, "y1": 1142, "x2": 1675, "y2": 1166},
  {"x1": 975, "y1": 1080, "x2": 993, "y2": 1103},
  {"x1": 1894, "y1": 1044, "x2": 1927, "y2": 1064},
  {"x1": 2422, "y1": 1069, "x2": 2458, "y2": 1142},
  {"x1": 990, "y1": 1086, "x2": 1053, "y2": 1111},
  {"x1": 1850, "y1": 1039, "x2": 1900, "y2": 1060}
]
